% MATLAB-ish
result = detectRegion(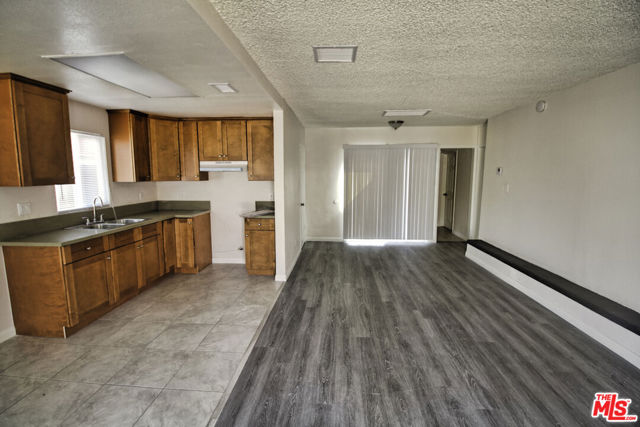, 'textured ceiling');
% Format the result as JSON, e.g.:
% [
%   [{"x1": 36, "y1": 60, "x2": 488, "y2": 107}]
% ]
[
  {"x1": 209, "y1": 0, "x2": 640, "y2": 126},
  {"x1": 0, "y1": 0, "x2": 275, "y2": 117}
]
